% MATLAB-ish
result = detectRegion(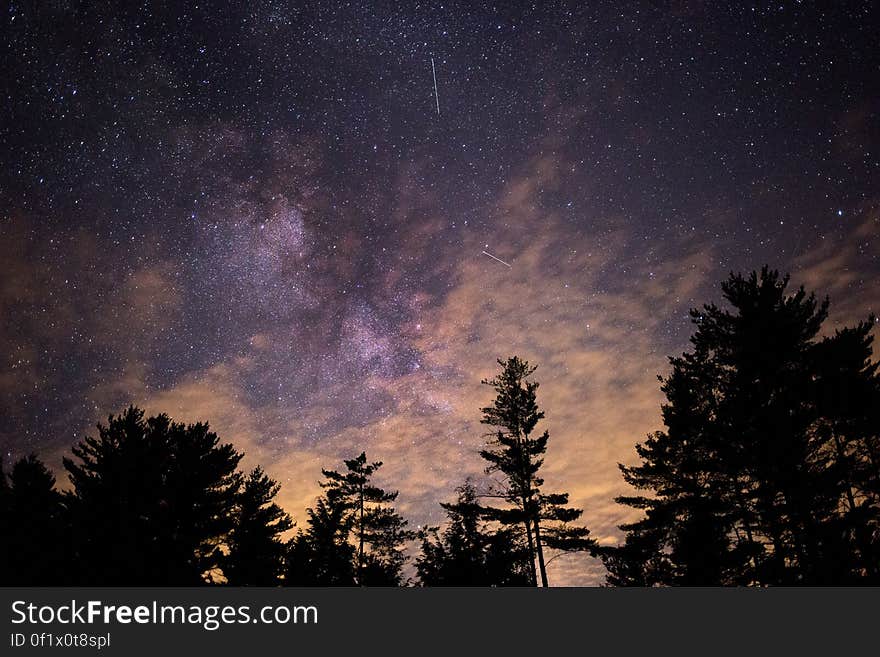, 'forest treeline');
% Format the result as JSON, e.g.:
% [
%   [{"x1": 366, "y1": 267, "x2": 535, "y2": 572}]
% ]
[{"x1": 1, "y1": 268, "x2": 878, "y2": 586}]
